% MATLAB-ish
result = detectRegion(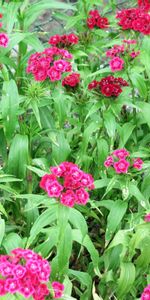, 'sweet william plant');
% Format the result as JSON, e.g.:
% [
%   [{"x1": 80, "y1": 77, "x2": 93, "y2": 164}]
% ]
[{"x1": 0, "y1": 0, "x2": 150, "y2": 299}]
